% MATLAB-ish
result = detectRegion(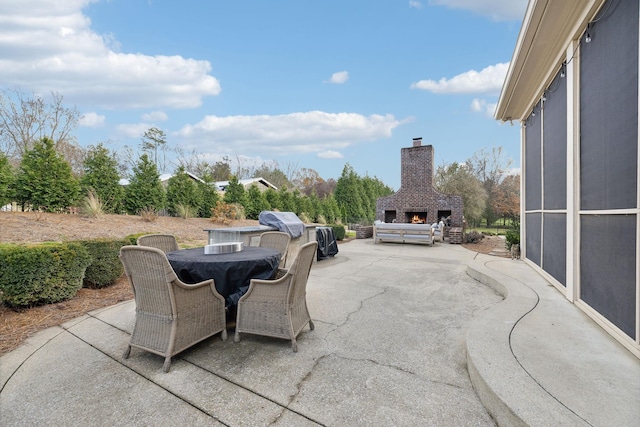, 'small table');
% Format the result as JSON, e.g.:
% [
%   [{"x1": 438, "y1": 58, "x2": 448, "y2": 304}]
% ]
[{"x1": 166, "y1": 246, "x2": 281, "y2": 306}]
